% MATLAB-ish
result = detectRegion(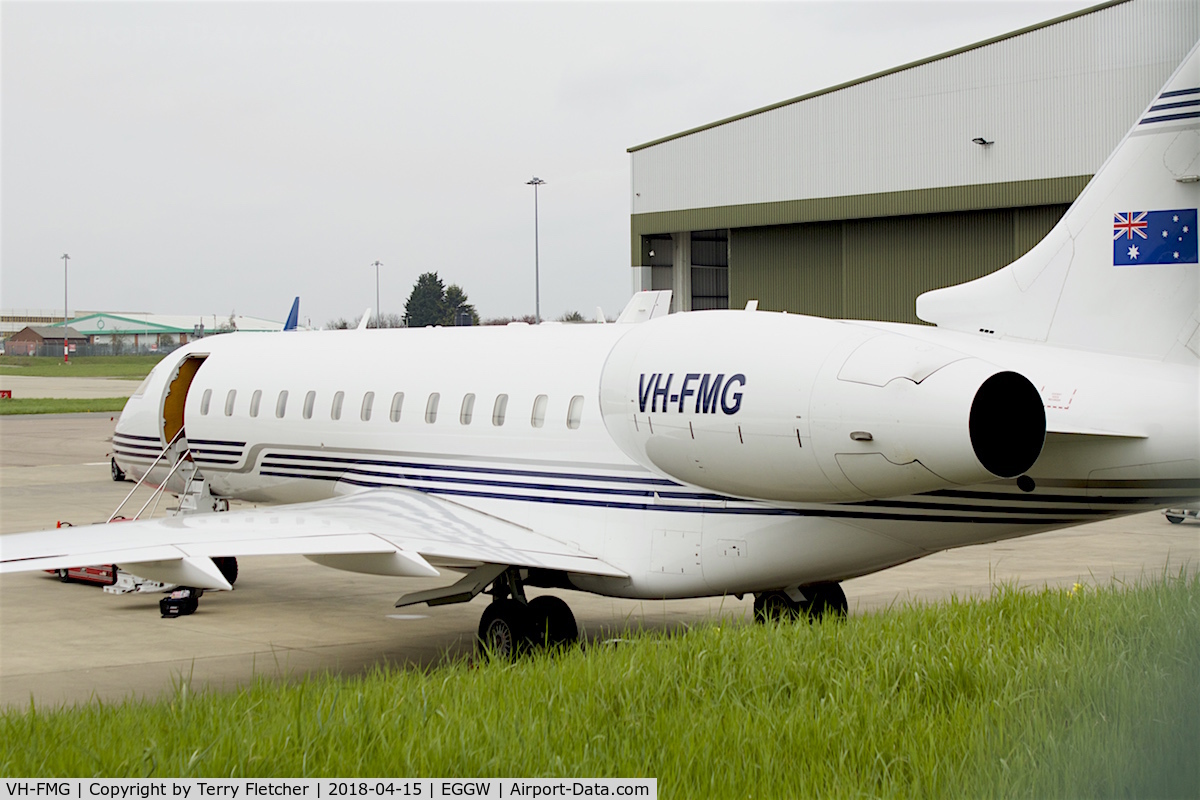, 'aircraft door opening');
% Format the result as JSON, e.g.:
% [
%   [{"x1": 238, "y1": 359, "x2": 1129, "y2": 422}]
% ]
[{"x1": 163, "y1": 355, "x2": 207, "y2": 444}]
